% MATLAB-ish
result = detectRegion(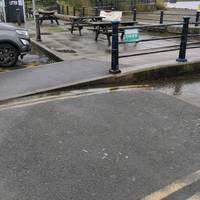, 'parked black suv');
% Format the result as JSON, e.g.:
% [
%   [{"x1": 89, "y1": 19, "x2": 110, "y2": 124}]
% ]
[{"x1": 0, "y1": 23, "x2": 31, "y2": 67}]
